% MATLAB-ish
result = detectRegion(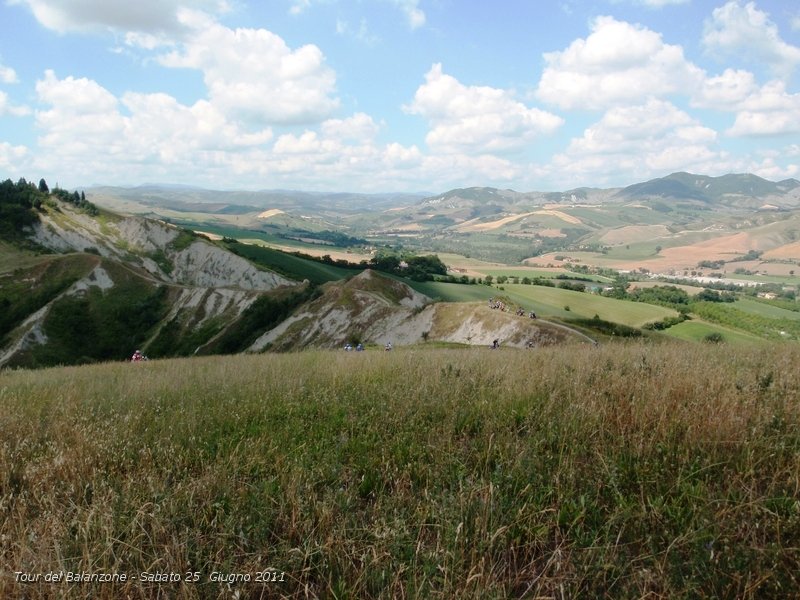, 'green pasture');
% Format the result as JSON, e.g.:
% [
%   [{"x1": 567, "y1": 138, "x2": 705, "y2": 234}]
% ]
[
  {"x1": 725, "y1": 272, "x2": 799, "y2": 285},
  {"x1": 497, "y1": 284, "x2": 678, "y2": 327},
  {"x1": 663, "y1": 320, "x2": 765, "y2": 344},
  {"x1": 734, "y1": 297, "x2": 800, "y2": 320},
  {"x1": 224, "y1": 241, "x2": 359, "y2": 284},
  {"x1": 473, "y1": 267, "x2": 606, "y2": 280},
  {"x1": 604, "y1": 242, "x2": 663, "y2": 260},
  {"x1": 403, "y1": 280, "x2": 496, "y2": 303}
]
